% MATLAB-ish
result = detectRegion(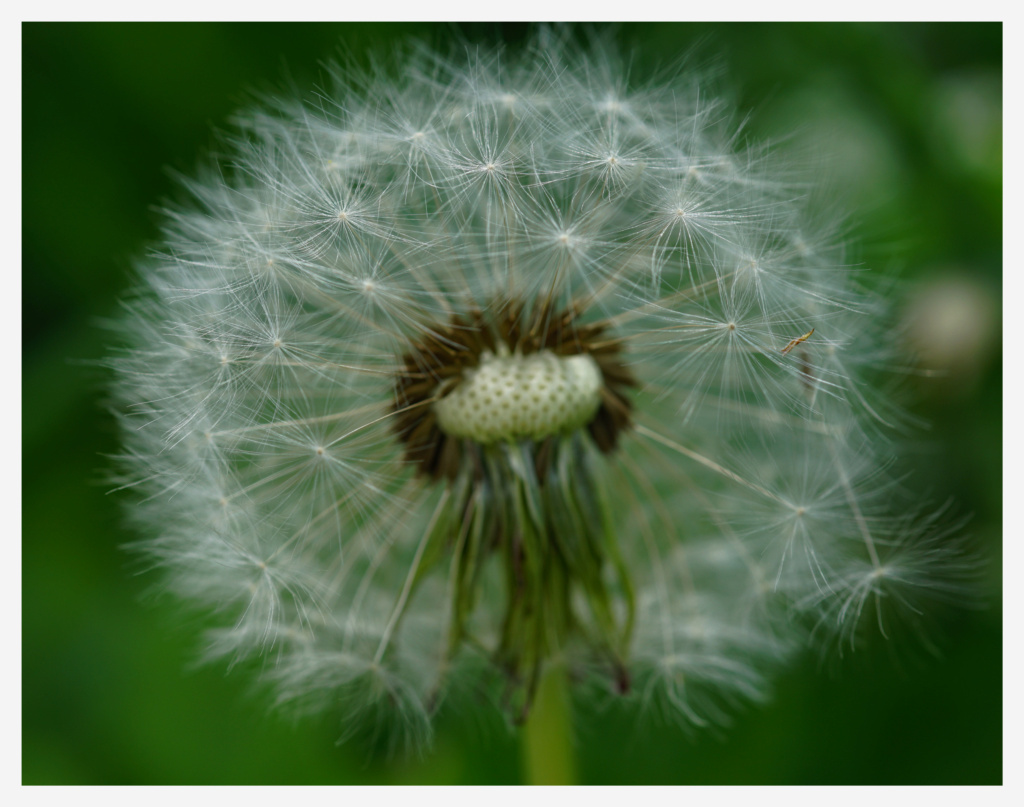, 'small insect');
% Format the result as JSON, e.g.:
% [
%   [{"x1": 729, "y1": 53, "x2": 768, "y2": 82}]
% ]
[{"x1": 781, "y1": 328, "x2": 815, "y2": 355}]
